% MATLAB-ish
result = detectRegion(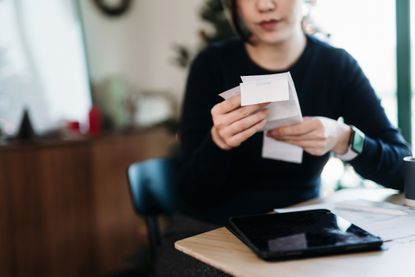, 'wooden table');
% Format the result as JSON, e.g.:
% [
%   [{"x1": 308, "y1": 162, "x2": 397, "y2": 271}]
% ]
[{"x1": 175, "y1": 188, "x2": 414, "y2": 277}]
